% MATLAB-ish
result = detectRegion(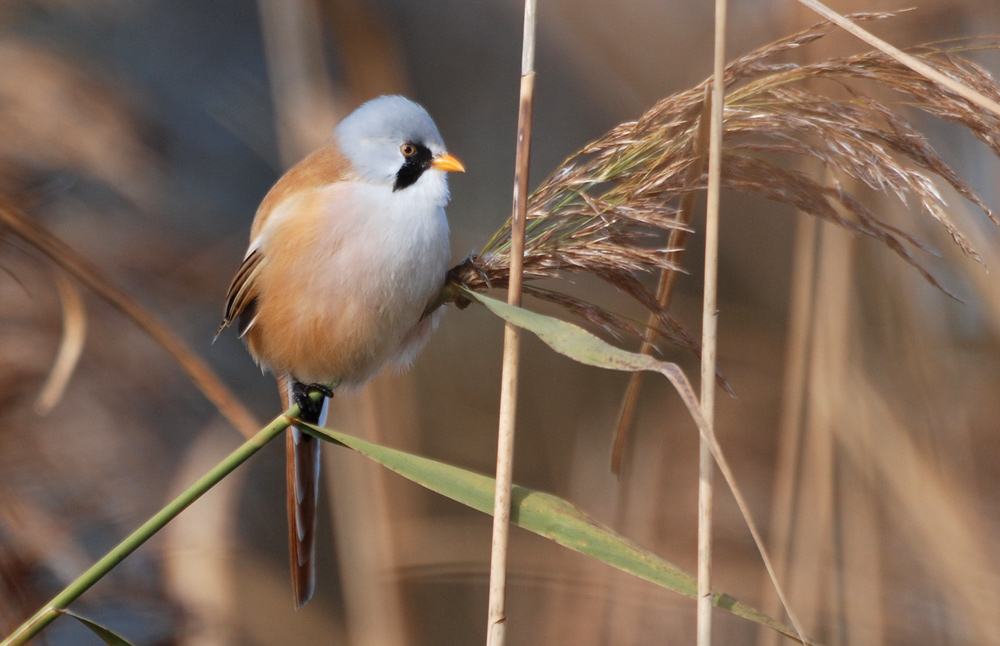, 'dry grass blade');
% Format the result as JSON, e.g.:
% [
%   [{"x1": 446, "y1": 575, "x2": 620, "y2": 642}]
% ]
[
  {"x1": 33, "y1": 268, "x2": 85, "y2": 415},
  {"x1": 466, "y1": 290, "x2": 815, "y2": 645},
  {"x1": 446, "y1": 13, "x2": 999, "y2": 351},
  {"x1": 0, "y1": 200, "x2": 260, "y2": 438}
]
